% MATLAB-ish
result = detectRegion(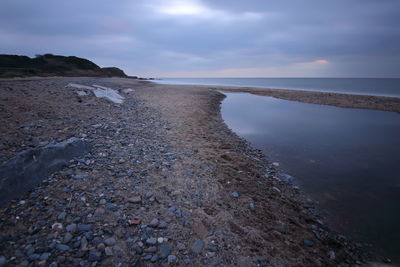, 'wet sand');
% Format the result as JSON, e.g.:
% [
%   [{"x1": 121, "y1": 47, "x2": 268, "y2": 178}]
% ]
[{"x1": 0, "y1": 77, "x2": 390, "y2": 266}]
